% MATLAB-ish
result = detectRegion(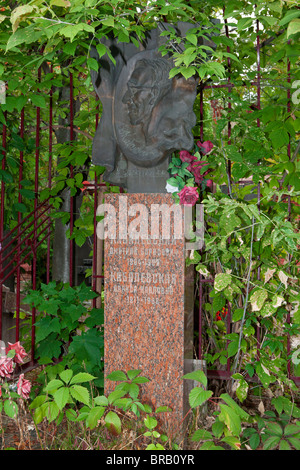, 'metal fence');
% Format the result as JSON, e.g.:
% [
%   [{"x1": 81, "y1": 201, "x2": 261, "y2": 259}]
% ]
[{"x1": 0, "y1": 13, "x2": 299, "y2": 385}]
